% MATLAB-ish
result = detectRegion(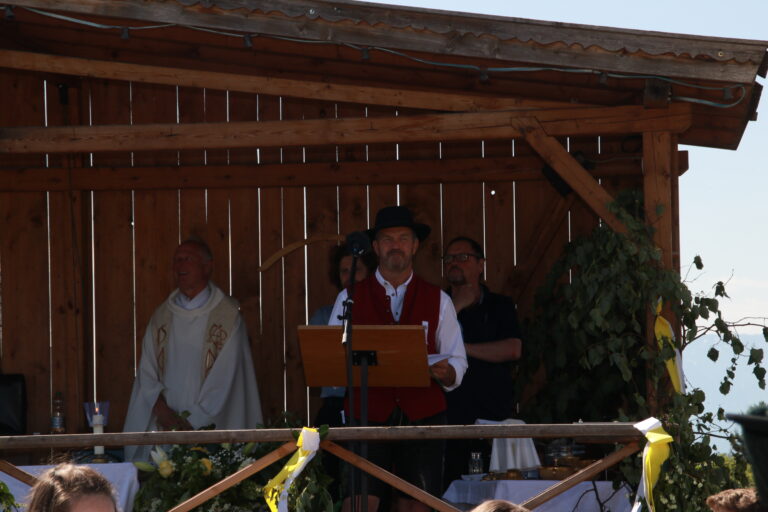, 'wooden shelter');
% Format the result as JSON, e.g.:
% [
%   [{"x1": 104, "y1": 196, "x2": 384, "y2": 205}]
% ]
[{"x1": 0, "y1": 0, "x2": 766, "y2": 444}]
